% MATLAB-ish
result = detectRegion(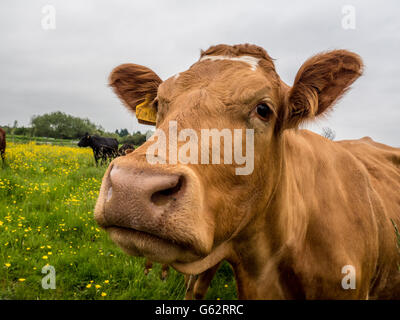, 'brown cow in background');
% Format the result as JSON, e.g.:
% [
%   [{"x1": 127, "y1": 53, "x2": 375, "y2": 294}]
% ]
[
  {"x1": 0, "y1": 128, "x2": 5, "y2": 164},
  {"x1": 95, "y1": 44, "x2": 400, "y2": 299}
]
